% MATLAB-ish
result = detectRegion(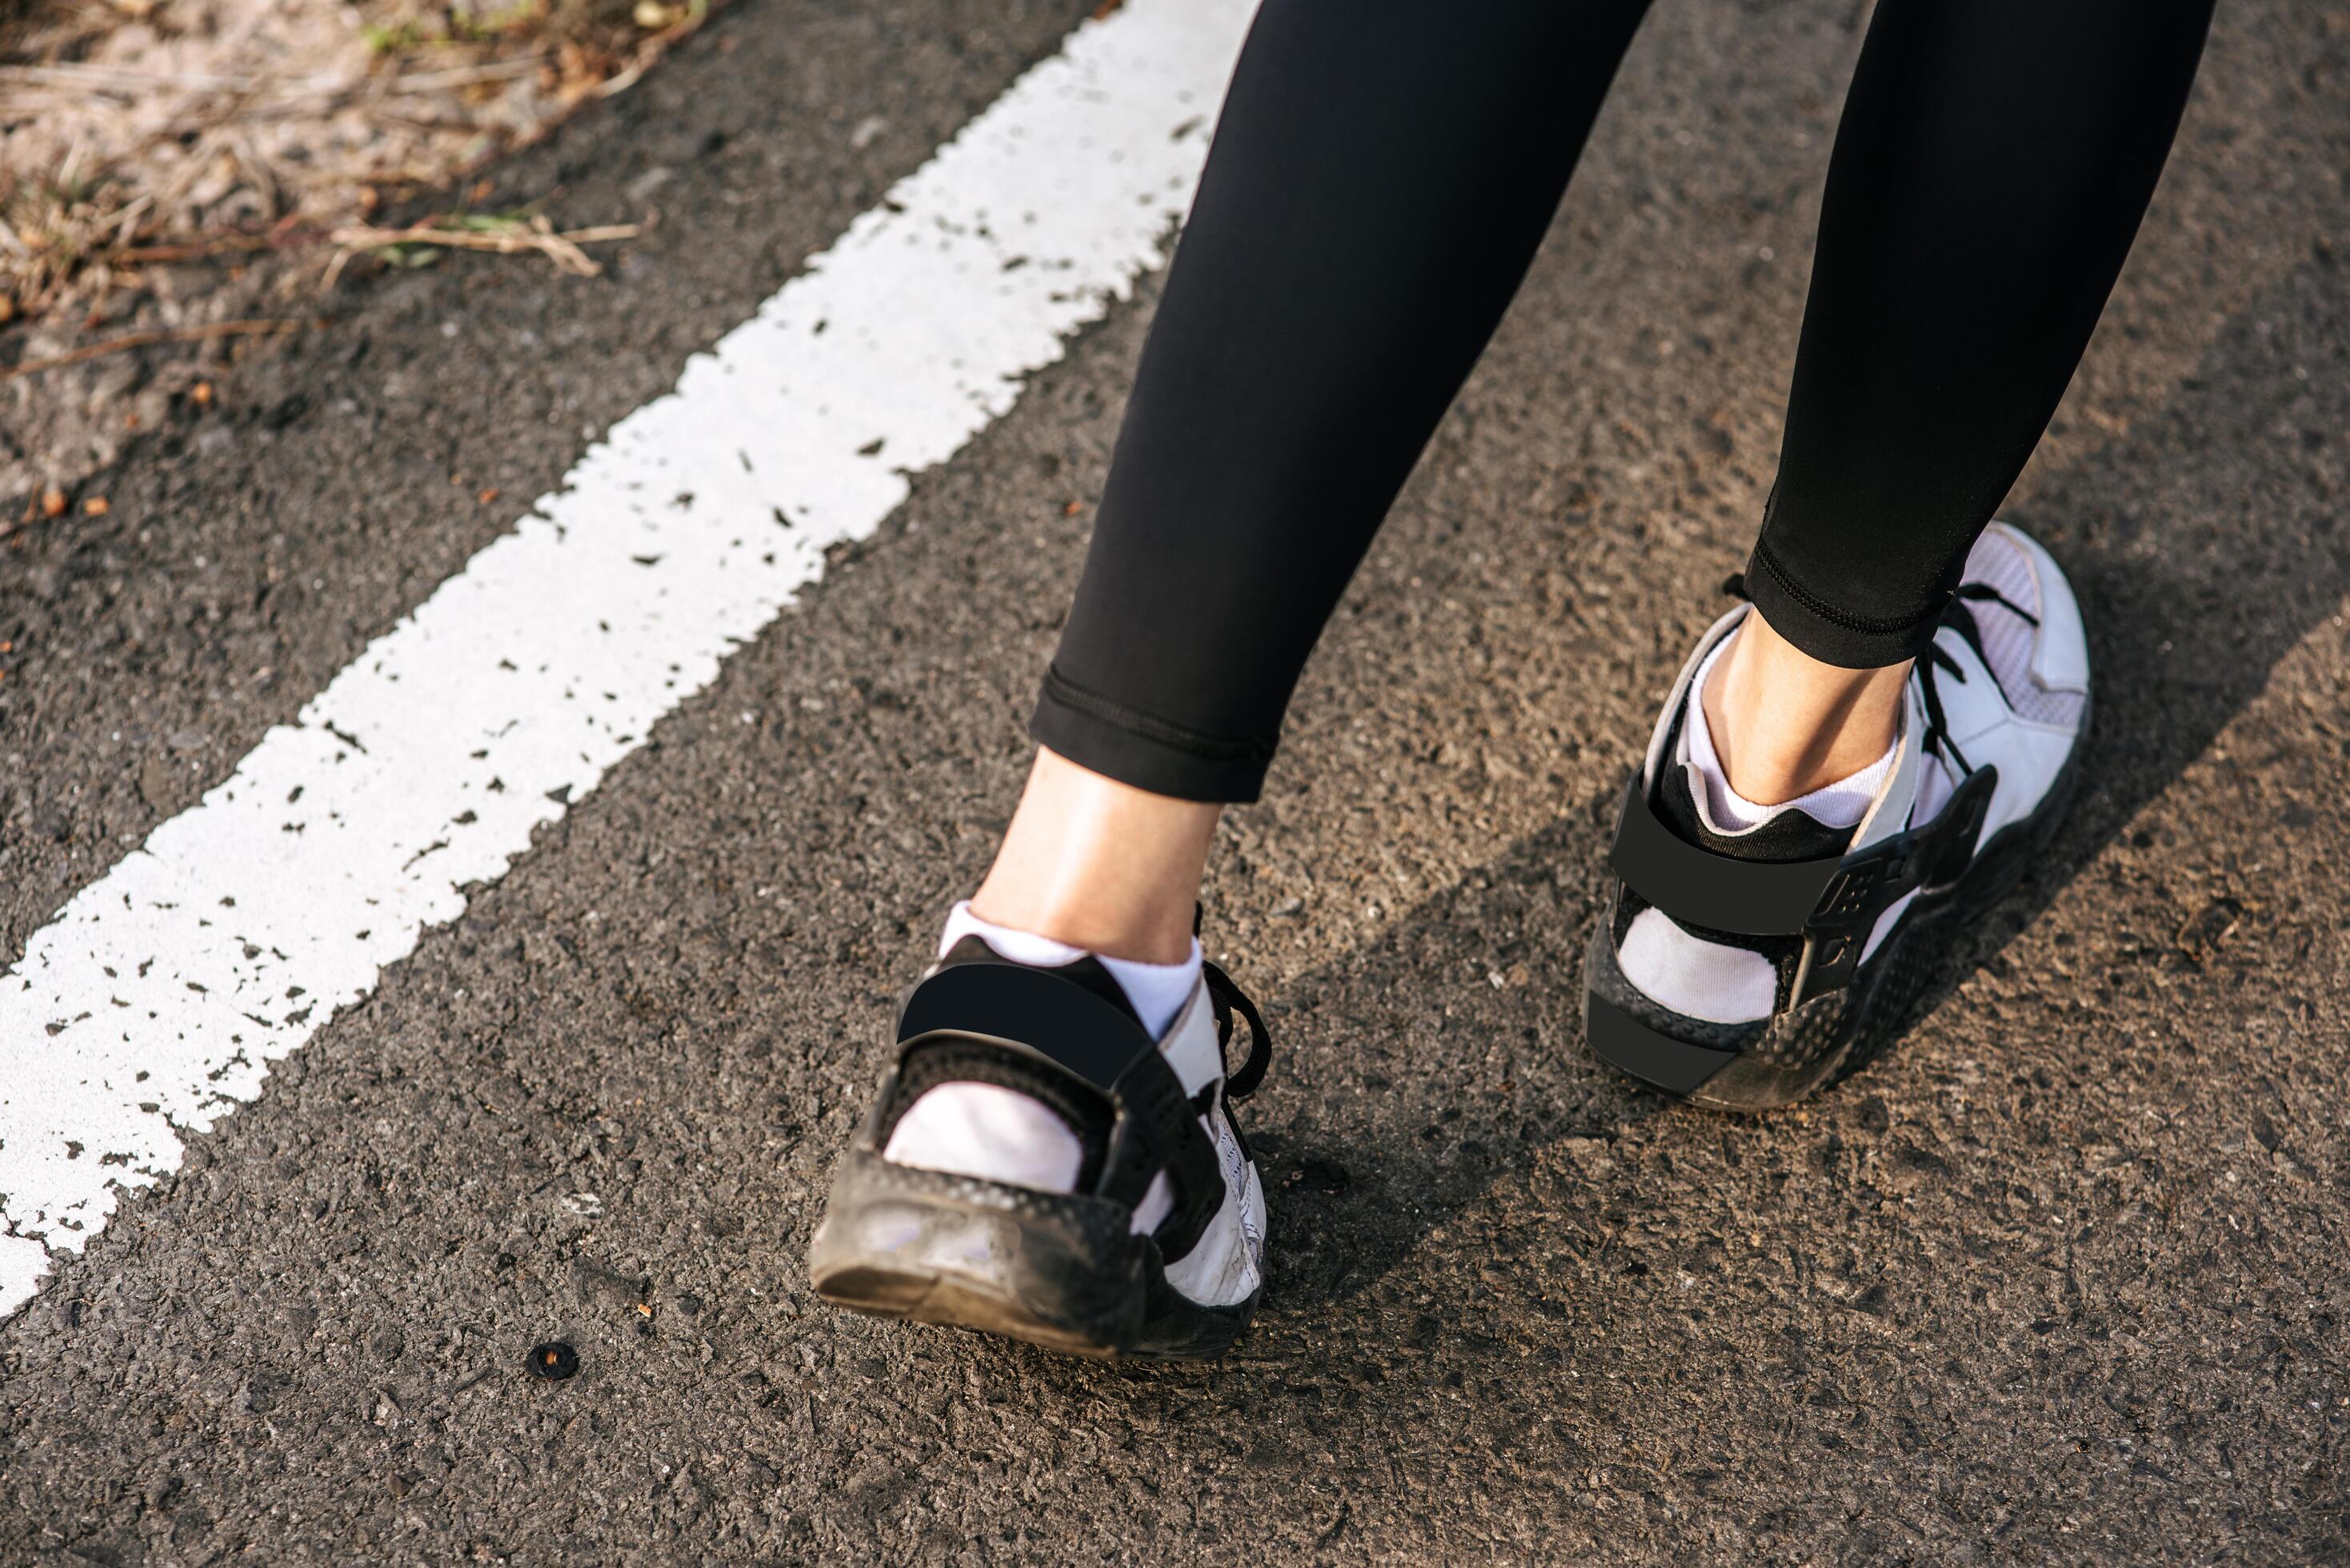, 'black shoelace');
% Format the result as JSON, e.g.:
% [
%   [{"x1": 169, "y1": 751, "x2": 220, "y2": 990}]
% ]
[
  {"x1": 1191, "y1": 902, "x2": 1272, "y2": 1101},
  {"x1": 1203, "y1": 959, "x2": 1272, "y2": 1102},
  {"x1": 1918, "y1": 583, "x2": 2040, "y2": 779}
]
